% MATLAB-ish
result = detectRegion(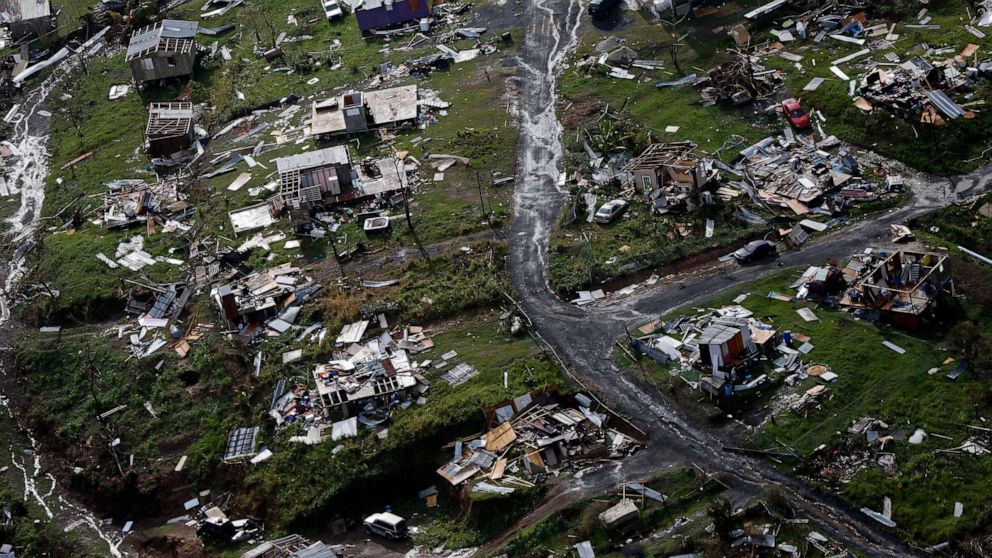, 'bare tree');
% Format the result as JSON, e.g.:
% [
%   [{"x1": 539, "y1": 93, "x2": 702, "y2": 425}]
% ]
[
  {"x1": 54, "y1": 74, "x2": 86, "y2": 136},
  {"x1": 244, "y1": 3, "x2": 279, "y2": 50},
  {"x1": 656, "y1": 0, "x2": 691, "y2": 75}
]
